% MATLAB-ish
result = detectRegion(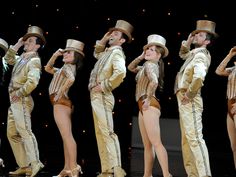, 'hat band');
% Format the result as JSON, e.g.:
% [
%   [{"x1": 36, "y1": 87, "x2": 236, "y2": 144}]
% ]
[{"x1": 65, "y1": 47, "x2": 83, "y2": 51}]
